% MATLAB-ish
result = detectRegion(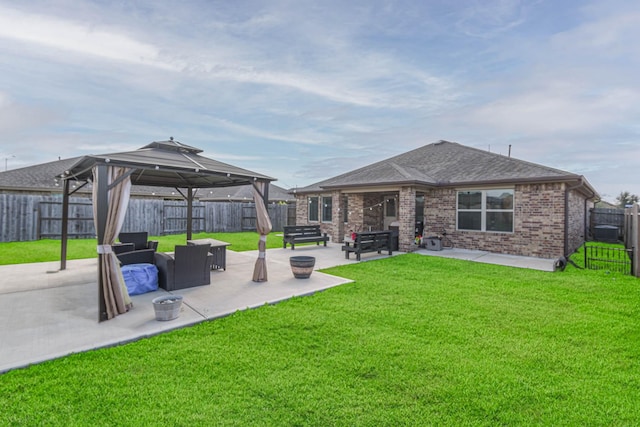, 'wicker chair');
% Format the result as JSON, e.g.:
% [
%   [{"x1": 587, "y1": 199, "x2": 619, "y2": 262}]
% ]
[
  {"x1": 154, "y1": 244, "x2": 214, "y2": 291},
  {"x1": 116, "y1": 248, "x2": 156, "y2": 266},
  {"x1": 118, "y1": 232, "x2": 159, "y2": 251}
]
